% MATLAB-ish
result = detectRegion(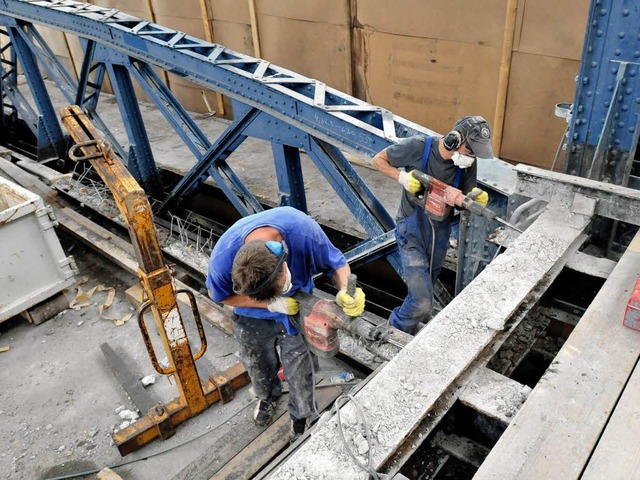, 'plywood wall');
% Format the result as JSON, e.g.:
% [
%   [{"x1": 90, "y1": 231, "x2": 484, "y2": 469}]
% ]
[{"x1": 29, "y1": 0, "x2": 591, "y2": 168}]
